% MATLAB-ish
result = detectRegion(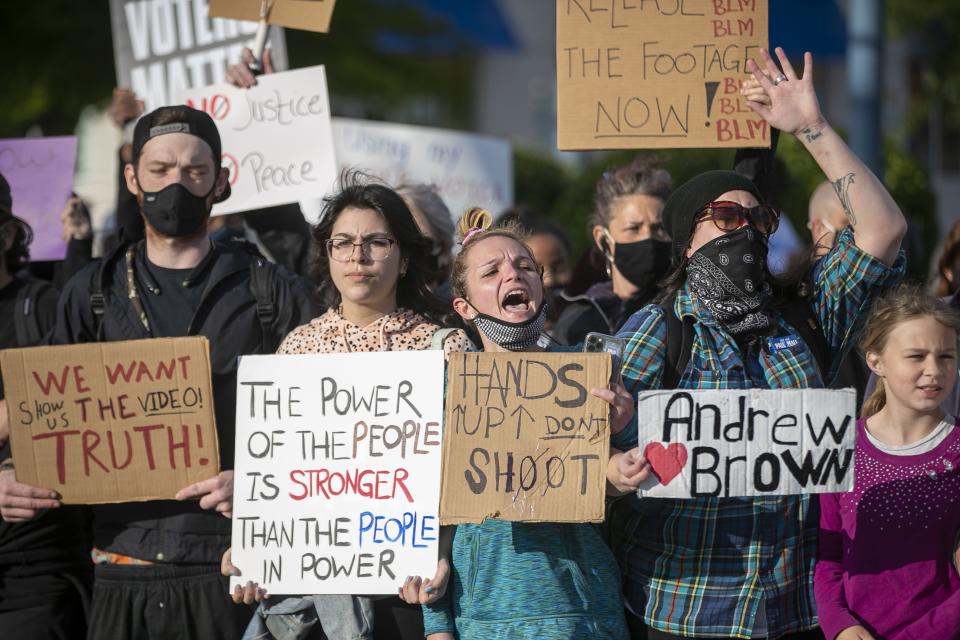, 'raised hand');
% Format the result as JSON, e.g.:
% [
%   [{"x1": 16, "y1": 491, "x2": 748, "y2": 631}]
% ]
[
  {"x1": 745, "y1": 47, "x2": 824, "y2": 137},
  {"x1": 225, "y1": 47, "x2": 275, "y2": 89}
]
